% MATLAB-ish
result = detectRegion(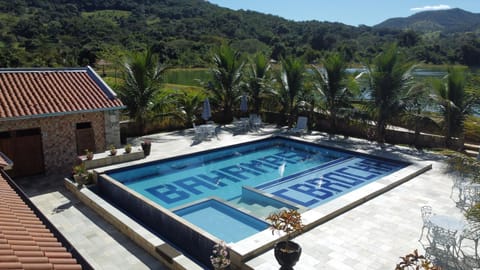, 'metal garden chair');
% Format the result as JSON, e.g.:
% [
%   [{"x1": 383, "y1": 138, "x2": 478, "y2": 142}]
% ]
[
  {"x1": 458, "y1": 220, "x2": 480, "y2": 259},
  {"x1": 419, "y1": 205, "x2": 434, "y2": 242}
]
